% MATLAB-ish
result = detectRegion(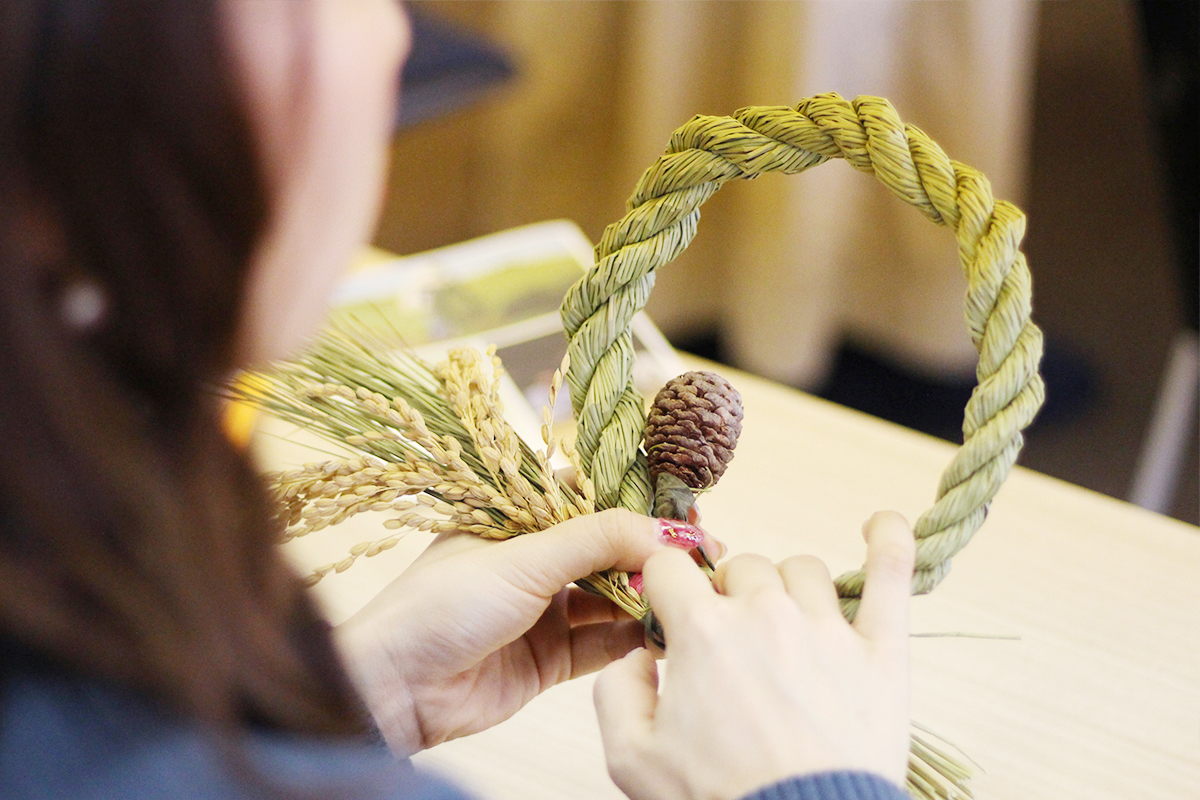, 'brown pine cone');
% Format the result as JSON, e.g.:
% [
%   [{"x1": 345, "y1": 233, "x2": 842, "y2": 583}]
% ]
[{"x1": 645, "y1": 370, "x2": 743, "y2": 490}]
